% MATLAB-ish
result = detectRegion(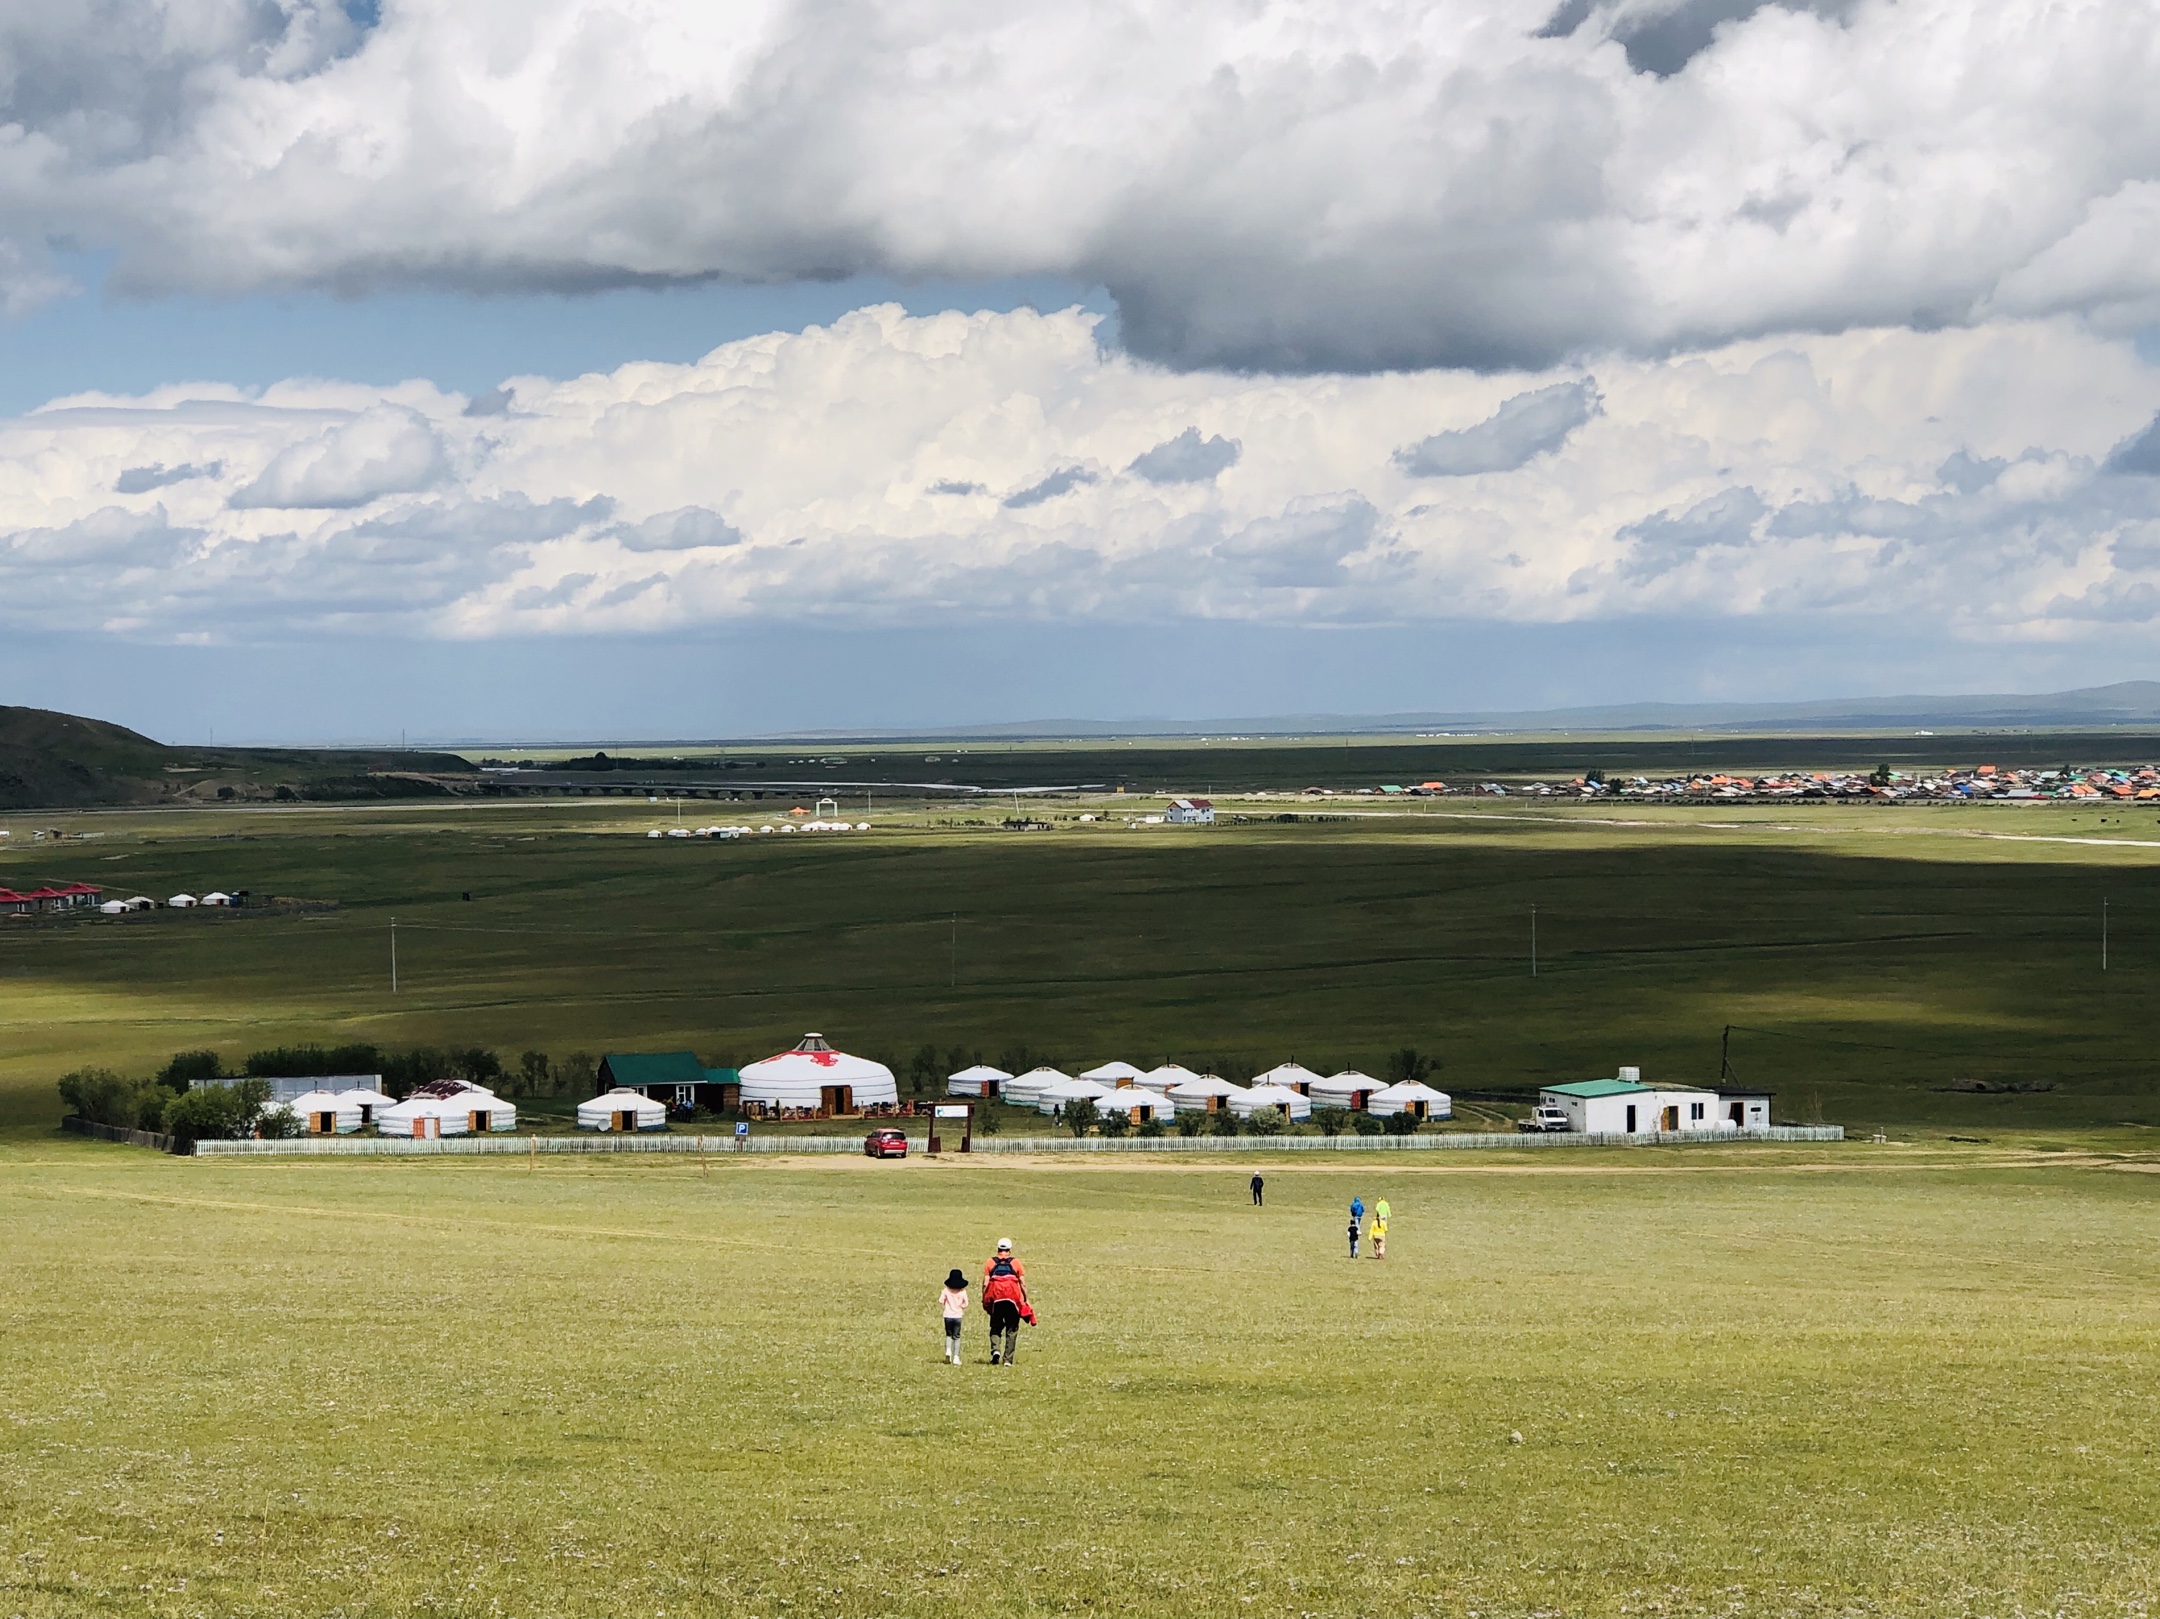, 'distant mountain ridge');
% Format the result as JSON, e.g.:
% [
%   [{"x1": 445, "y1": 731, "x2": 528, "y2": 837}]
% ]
[{"x1": 773, "y1": 681, "x2": 2160, "y2": 741}]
